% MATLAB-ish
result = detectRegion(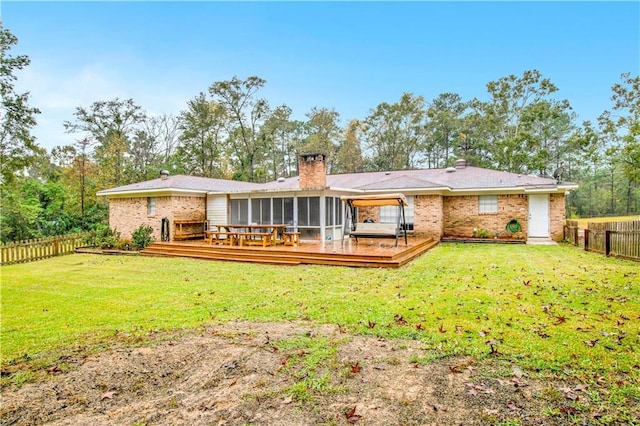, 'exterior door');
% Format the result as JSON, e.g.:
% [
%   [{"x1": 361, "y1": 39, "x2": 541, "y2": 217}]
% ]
[{"x1": 528, "y1": 194, "x2": 550, "y2": 238}]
